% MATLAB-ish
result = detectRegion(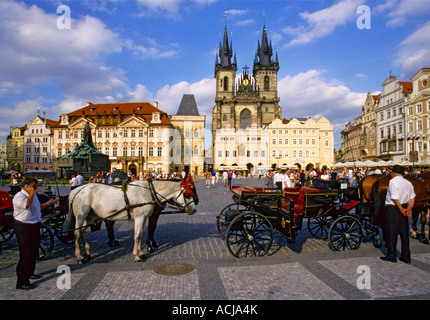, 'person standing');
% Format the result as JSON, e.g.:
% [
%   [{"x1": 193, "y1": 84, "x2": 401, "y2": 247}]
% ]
[
  {"x1": 76, "y1": 172, "x2": 83, "y2": 186},
  {"x1": 273, "y1": 169, "x2": 283, "y2": 189},
  {"x1": 264, "y1": 170, "x2": 275, "y2": 189},
  {"x1": 13, "y1": 176, "x2": 59, "y2": 290},
  {"x1": 283, "y1": 169, "x2": 293, "y2": 188},
  {"x1": 381, "y1": 165, "x2": 415, "y2": 264}
]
